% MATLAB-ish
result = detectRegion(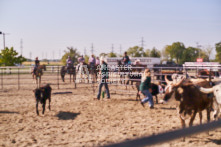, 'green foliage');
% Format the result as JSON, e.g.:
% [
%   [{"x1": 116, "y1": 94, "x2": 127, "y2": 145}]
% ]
[
  {"x1": 127, "y1": 46, "x2": 144, "y2": 57},
  {"x1": 215, "y1": 41, "x2": 221, "y2": 63},
  {"x1": 84, "y1": 55, "x2": 89, "y2": 63},
  {"x1": 170, "y1": 42, "x2": 185, "y2": 64},
  {"x1": 180, "y1": 47, "x2": 199, "y2": 63},
  {"x1": 99, "y1": 53, "x2": 108, "y2": 57},
  {"x1": 108, "y1": 52, "x2": 117, "y2": 57},
  {"x1": 200, "y1": 51, "x2": 209, "y2": 62},
  {"x1": 0, "y1": 47, "x2": 26, "y2": 66},
  {"x1": 61, "y1": 47, "x2": 80, "y2": 65},
  {"x1": 150, "y1": 47, "x2": 161, "y2": 57},
  {"x1": 144, "y1": 49, "x2": 150, "y2": 57}
]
